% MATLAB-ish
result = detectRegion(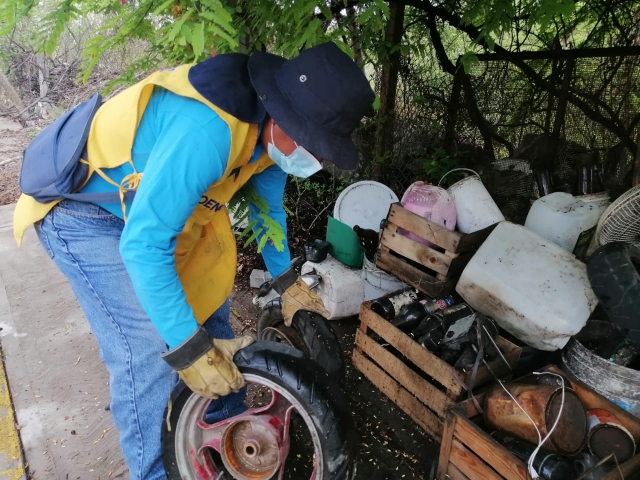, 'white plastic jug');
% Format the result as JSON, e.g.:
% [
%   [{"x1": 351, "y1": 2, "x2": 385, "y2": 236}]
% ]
[
  {"x1": 456, "y1": 222, "x2": 598, "y2": 351},
  {"x1": 524, "y1": 192, "x2": 610, "y2": 255},
  {"x1": 362, "y1": 256, "x2": 407, "y2": 301},
  {"x1": 447, "y1": 176, "x2": 505, "y2": 233},
  {"x1": 301, "y1": 255, "x2": 365, "y2": 319}
]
